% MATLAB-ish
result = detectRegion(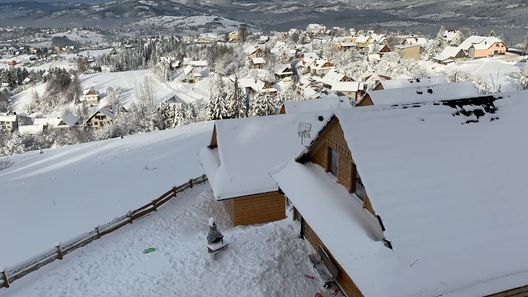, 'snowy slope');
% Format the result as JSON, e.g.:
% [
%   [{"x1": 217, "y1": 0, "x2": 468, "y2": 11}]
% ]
[
  {"x1": 0, "y1": 121, "x2": 212, "y2": 269},
  {"x1": 0, "y1": 184, "x2": 332, "y2": 297}
]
